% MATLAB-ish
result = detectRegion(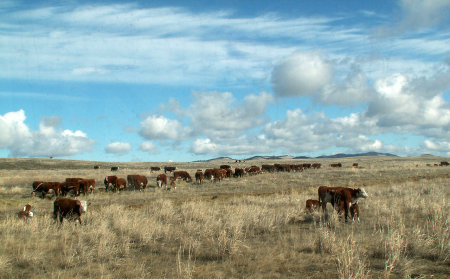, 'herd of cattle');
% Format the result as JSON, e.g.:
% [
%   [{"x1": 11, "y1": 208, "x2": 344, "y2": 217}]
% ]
[{"x1": 17, "y1": 160, "x2": 448, "y2": 224}]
